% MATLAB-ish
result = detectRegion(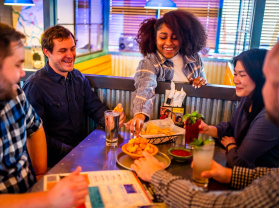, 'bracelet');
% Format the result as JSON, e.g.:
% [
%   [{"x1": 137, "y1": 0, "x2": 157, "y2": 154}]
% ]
[{"x1": 225, "y1": 142, "x2": 237, "y2": 153}]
